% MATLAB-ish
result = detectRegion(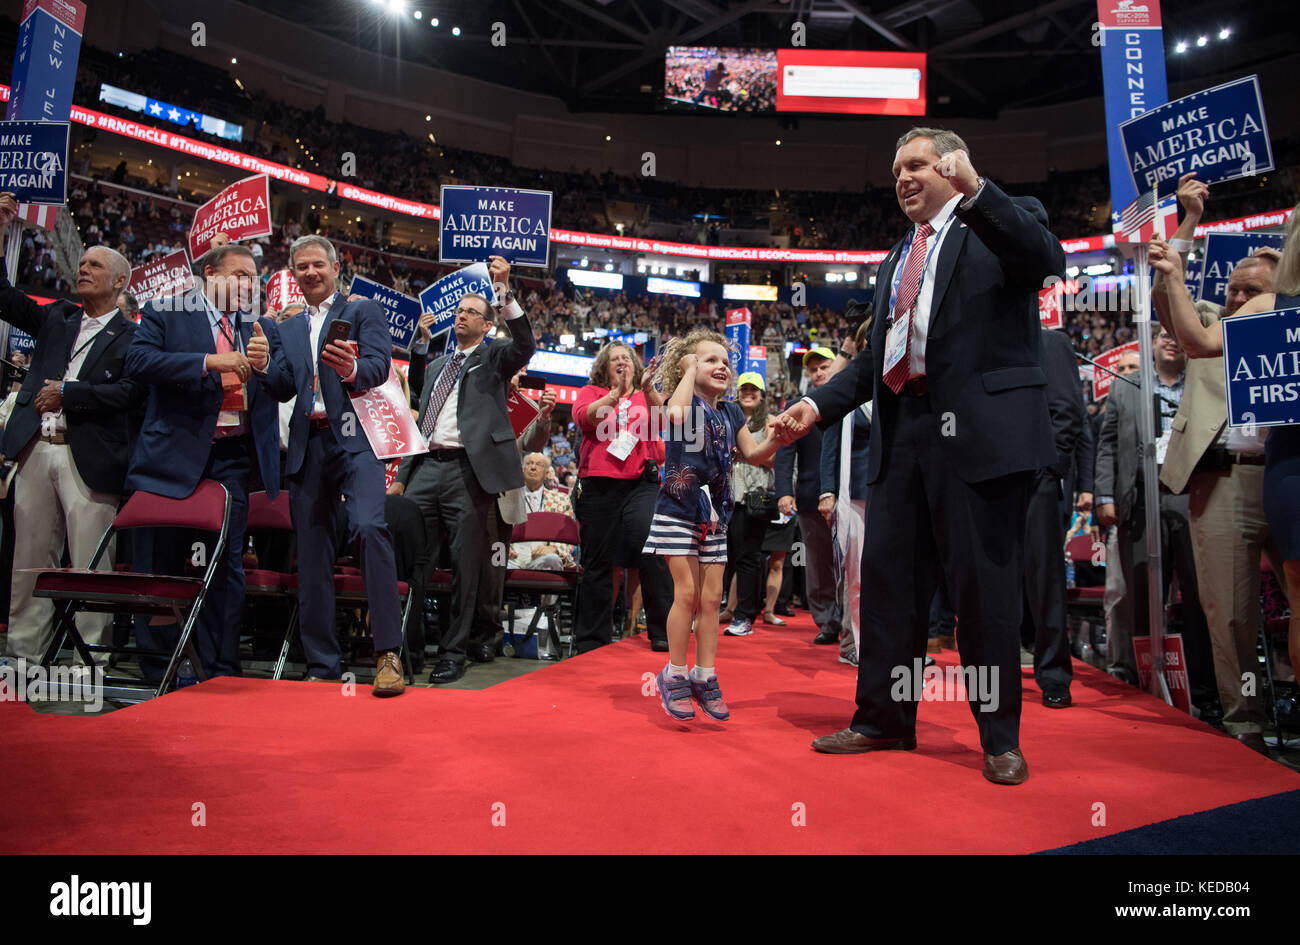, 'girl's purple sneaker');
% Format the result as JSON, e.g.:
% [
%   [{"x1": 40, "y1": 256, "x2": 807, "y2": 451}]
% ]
[
  {"x1": 657, "y1": 667, "x2": 695, "y2": 720},
  {"x1": 690, "y1": 675, "x2": 730, "y2": 721}
]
